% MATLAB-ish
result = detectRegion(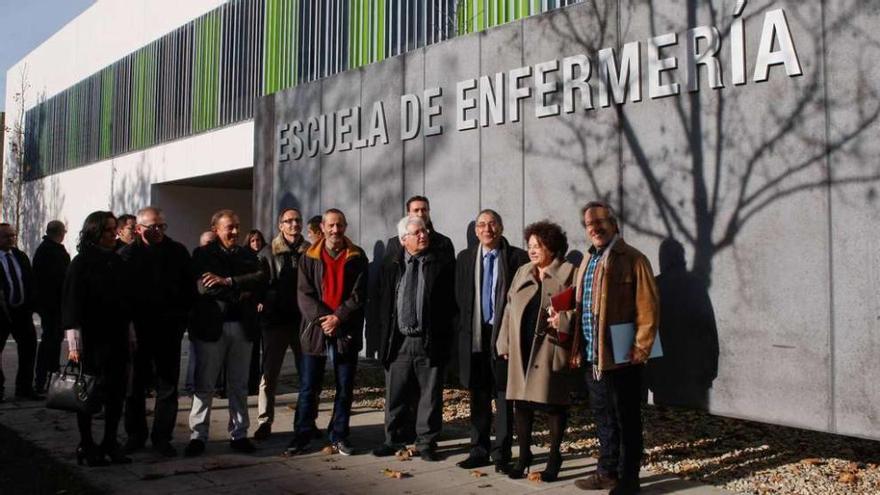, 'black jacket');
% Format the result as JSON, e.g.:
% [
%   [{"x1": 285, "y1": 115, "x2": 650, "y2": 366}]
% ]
[
  {"x1": 189, "y1": 241, "x2": 267, "y2": 342},
  {"x1": 262, "y1": 232, "x2": 310, "y2": 326},
  {"x1": 377, "y1": 243, "x2": 456, "y2": 367},
  {"x1": 0, "y1": 247, "x2": 36, "y2": 319},
  {"x1": 61, "y1": 245, "x2": 132, "y2": 368},
  {"x1": 118, "y1": 235, "x2": 194, "y2": 331},
  {"x1": 32, "y1": 237, "x2": 71, "y2": 316},
  {"x1": 454, "y1": 237, "x2": 528, "y2": 389},
  {"x1": 297, "y1": 238, "x2": 367, "y2": 357}
]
